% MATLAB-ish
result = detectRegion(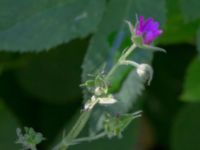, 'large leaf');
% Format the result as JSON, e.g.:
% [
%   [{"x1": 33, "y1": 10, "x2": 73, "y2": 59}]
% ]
[
  {"x1": 181, "y1": 57, "x2": 200, "y2": 102},
  {"x1": 0, "y1": 0, "x2": 106, "y2": 52},
  {"x1": 0, "y1": 100, "x2": 20, "y2": 150},
  {"x1": 171, "y1": 104, "x2": 200, "y2": 150},
  {"x1": 179, "y1": 0, "x2": 200, "y2": 22}
]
